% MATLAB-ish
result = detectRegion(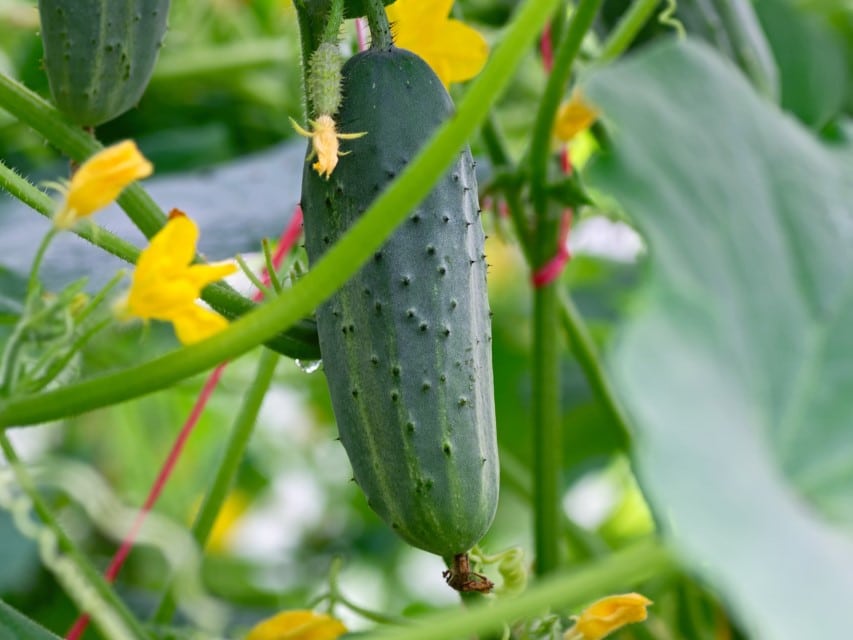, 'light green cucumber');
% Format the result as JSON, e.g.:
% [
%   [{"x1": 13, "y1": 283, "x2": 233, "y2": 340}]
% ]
[
  {"x1": 301, "y1": 47, "x2": 499, "y2": 558},
  {"x1": 38, "y1": 0, "x2": 170, "y2": 126}
]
